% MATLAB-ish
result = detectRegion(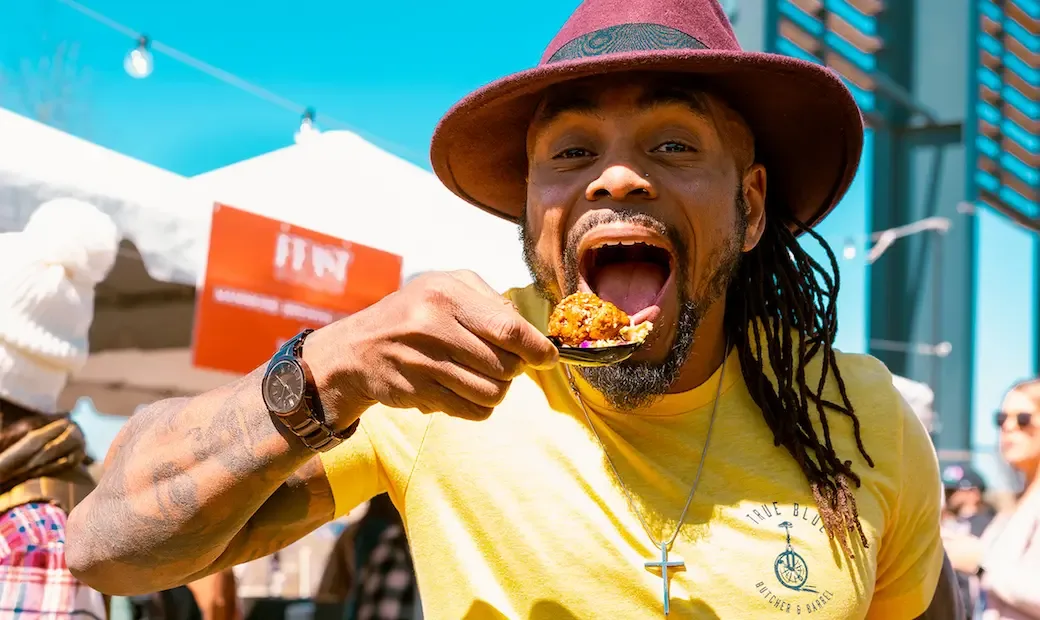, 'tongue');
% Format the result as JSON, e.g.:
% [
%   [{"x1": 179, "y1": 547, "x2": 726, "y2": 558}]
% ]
[{"x1": 594, "y1": 262, "x2": 667, "y2": 317}]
